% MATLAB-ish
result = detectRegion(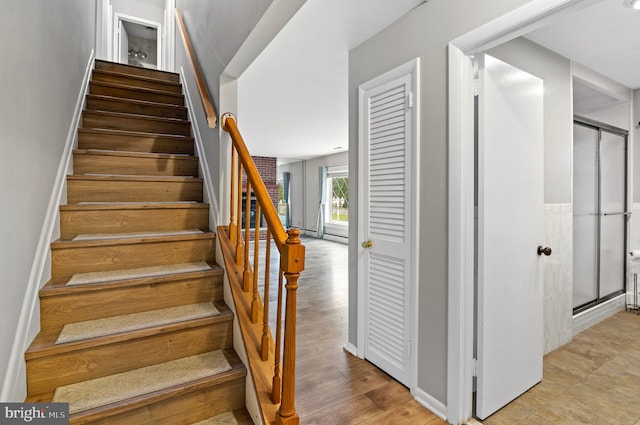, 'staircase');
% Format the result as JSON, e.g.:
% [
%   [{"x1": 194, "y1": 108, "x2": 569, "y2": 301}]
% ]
[{"x1": 25, "y1": 60, "x2": 252, "y2": 425}]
